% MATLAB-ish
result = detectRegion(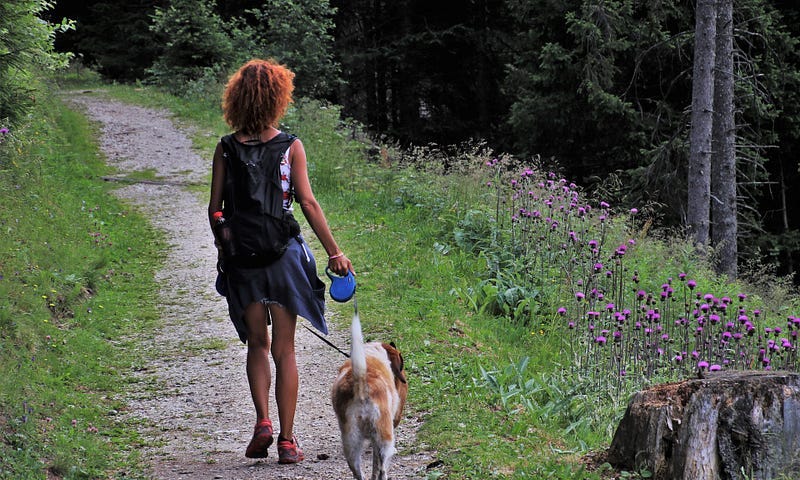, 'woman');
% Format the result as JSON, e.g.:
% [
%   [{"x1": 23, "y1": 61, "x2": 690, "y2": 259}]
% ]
[{"x1": 208, "y1": 59, "x2": 353, "y2": 464}]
